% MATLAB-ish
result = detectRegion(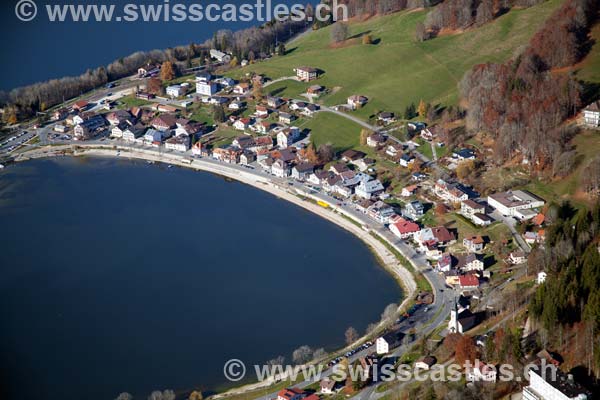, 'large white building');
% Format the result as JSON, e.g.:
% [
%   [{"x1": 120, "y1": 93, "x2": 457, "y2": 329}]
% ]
[
  {"x1": 583, "y1": 101, "x2": 600, "y2": 127},
  {"x1": 487, "y1": 190, "x2": 544, "y2": 220},
  {"x1": 523, "y1": 367, "x2": 591, "y2": 400}
]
